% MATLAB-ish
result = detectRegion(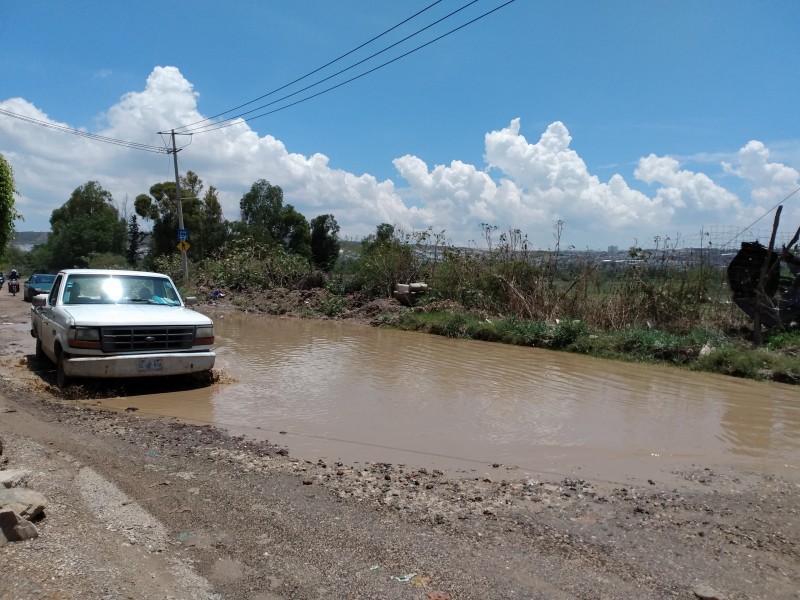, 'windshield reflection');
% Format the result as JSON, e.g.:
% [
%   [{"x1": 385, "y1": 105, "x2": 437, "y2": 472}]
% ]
[{"x1": 64, "y1": 274, "x2": 181, "y2": 306}]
